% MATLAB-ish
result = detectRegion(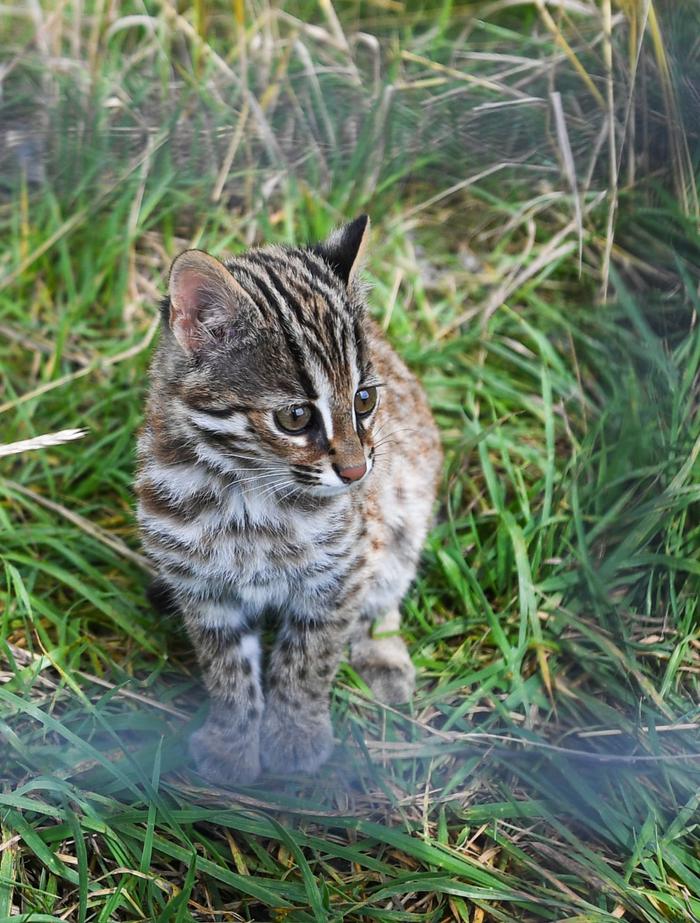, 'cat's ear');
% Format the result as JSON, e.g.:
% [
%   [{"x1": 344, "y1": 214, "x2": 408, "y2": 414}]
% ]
[
  {"x1": 168, "y1": 249, "x2": 248, "y2": 353},
  {"x1": 313, "y1": 215, "x2": 370, "y2": 286}
]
